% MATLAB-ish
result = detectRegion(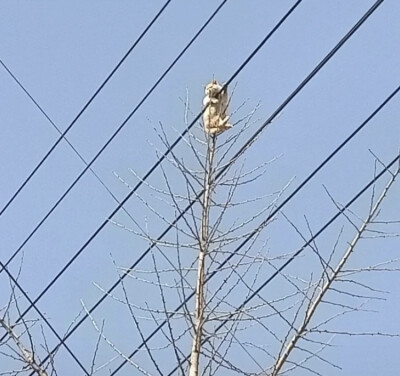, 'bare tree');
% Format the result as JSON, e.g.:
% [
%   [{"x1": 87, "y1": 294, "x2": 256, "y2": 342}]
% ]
[
  {"x1": 83, "y1": 84, "x2": 400, "y2": 376},
  {"x1": 86, "y1": 83, "x2": 291, "y2": 375},
  {"x1": 3, "y1": 84, "x2": 399, "y2": 376}
]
